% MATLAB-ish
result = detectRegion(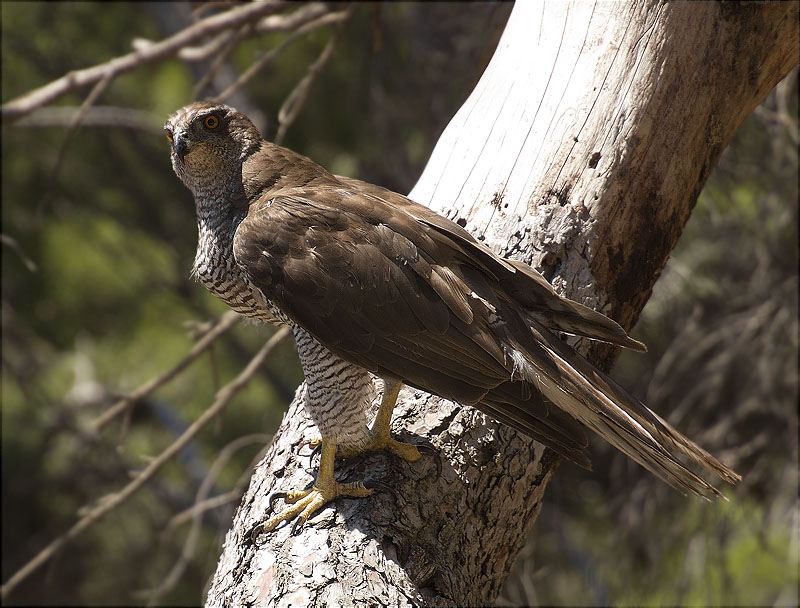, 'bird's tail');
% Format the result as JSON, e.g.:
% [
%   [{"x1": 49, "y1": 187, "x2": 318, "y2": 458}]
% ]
[{"x1": 502, "y1": 322, "x2": 740, "y2": 499}]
